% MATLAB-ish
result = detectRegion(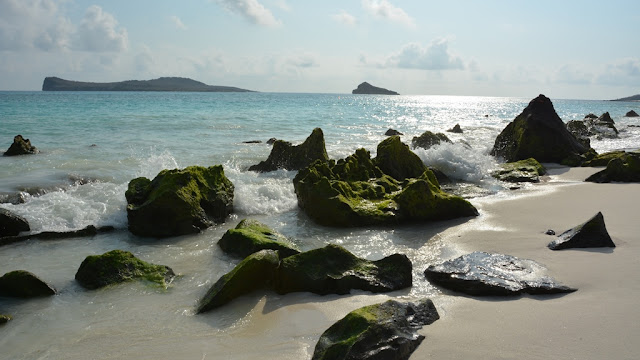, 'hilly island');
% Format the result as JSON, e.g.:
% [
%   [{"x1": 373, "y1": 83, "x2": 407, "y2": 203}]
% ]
[{"x1": 42, "y1": 77, "x2": 254, "y2": 92}]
